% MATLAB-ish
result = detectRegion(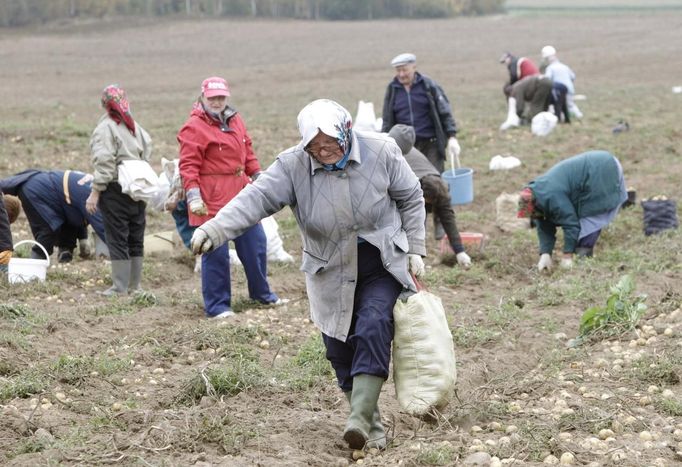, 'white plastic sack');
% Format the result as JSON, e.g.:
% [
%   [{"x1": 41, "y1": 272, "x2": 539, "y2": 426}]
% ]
[
  {"x1": 531, "y1": 111, "x2": 558, "y2": 137},
  {"x1": 117, "y1": 160, "x2": 160, "y2": 203},
  {"x1": 489, "y1": 155, "x2": 522, "y2": 171},
  {"x1": 393, "y1": 290, "x2": 457, "y2": 415},
  {"x1": 148, "y1": 171, "x2": 170, "y2": 212},
  {"x1": 354, "y1": 100, "x2": 382, "y2": 132},
  {"x1": 495, "y1": 192, "x2": 531, "y2": 232}
]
